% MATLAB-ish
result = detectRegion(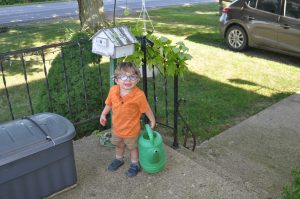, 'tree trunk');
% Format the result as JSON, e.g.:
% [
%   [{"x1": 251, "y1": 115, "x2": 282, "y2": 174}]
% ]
[{"x1": 77, "y1": 0, "x2": 106, "y2": 32}]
